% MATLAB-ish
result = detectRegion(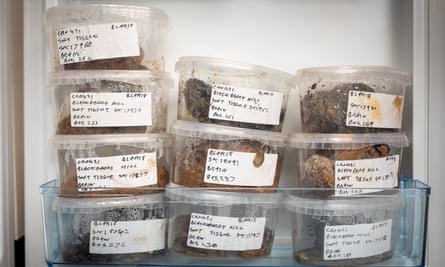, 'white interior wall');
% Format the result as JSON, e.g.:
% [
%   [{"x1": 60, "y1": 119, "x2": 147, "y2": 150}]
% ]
[
  {"x1": 0, "y1": 0, "x2": 16, "y2": 266},
  {"x1": 24, "y1": 0, "x2": 47, "y2": 266},
  {"x1": 426, "y1": 0, "x2": 445, "y2": 266}
]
